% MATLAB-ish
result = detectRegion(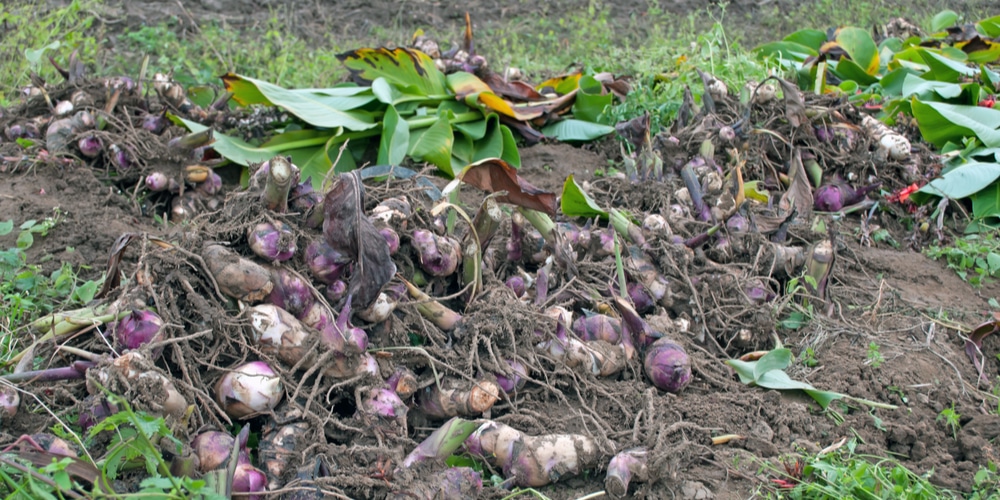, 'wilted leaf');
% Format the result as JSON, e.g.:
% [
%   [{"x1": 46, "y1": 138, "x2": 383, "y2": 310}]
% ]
[
  {"x1": 536, "y1": 72, "x2": 582, "y2": 95},
  {"x1": 777, "y1": 78, "x2": 808, "y2": 127},
  {"x1": 447, "y1": 71, "x2": 492, "y2": 99},
  {"x1": 779, "y1": 148, "x2": 814, "y2": 220},
  {"x1": 481, "y1": 72, "x2": 546, "y2": 101},
  {"x1": 458, "y1": 158, "x2": 557, "y2": 216},
  {"x1": 337, "y1": 47, "x2": 448, "y2": 96},
  {"x1": 222, "y1": 73, "x2": 375, "y2": 130},
  {"x1": 323, "y1": 173, "x2": 396, "y2": 309}
]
